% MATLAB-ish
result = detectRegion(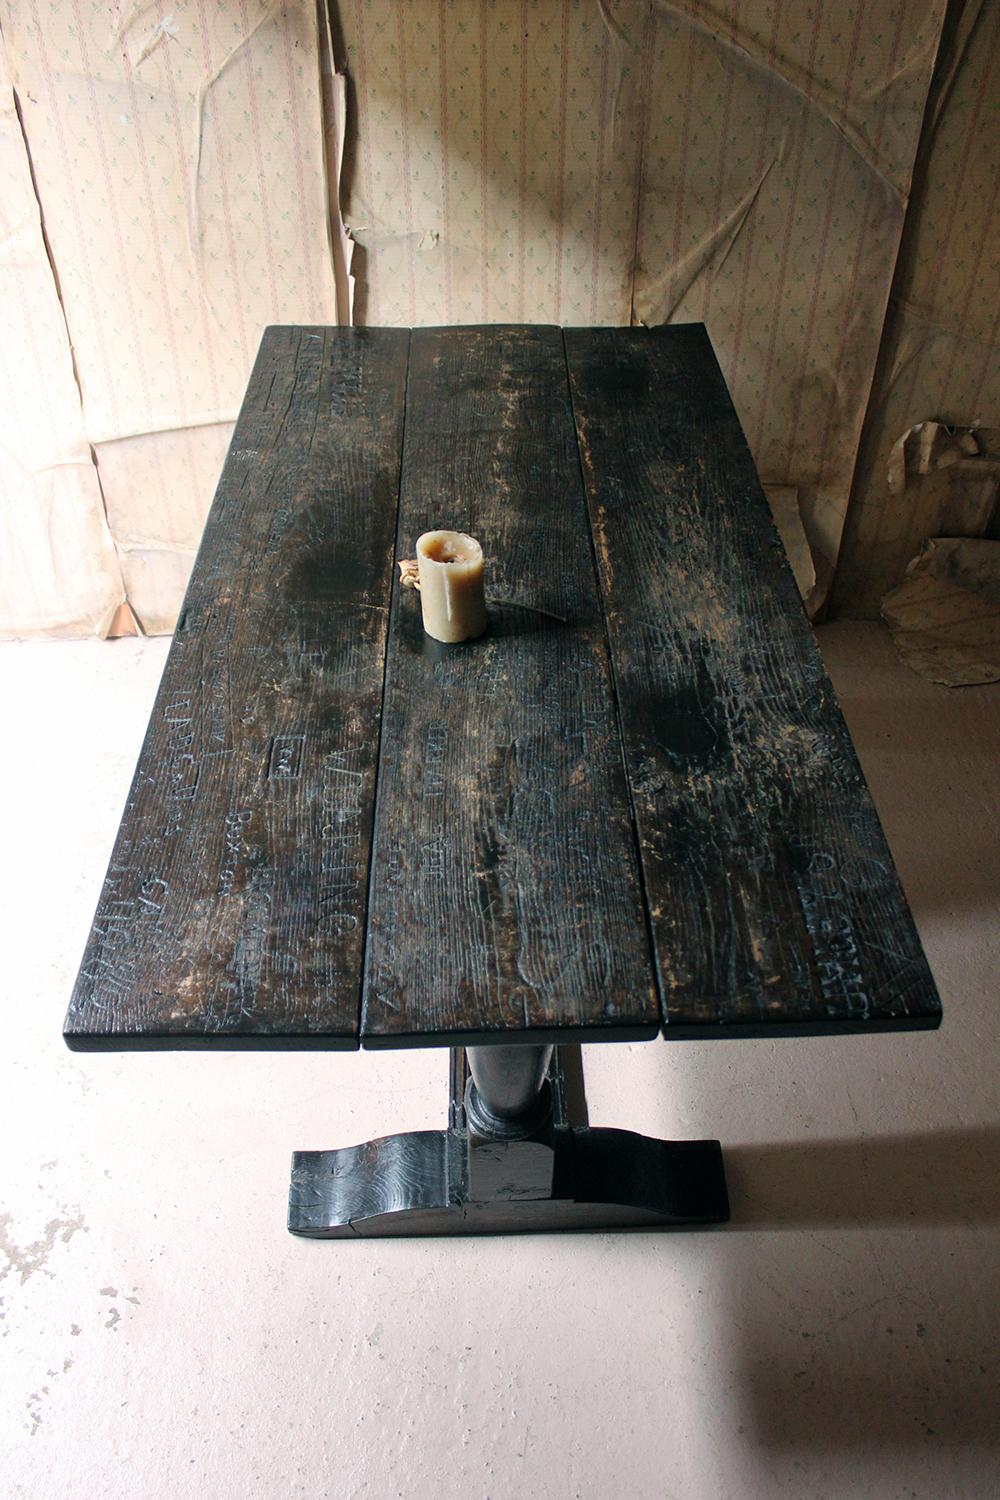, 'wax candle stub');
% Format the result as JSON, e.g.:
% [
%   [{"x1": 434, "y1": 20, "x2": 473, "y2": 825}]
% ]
[{"x1": 415, "y1": 530, "x2": 487, "y2": 643}]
